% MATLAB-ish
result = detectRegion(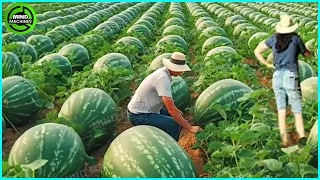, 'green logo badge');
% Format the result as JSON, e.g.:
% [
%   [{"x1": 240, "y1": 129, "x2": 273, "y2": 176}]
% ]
[{"x1": 5, "y1": 3, "x2": 37, "y2": 35}]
